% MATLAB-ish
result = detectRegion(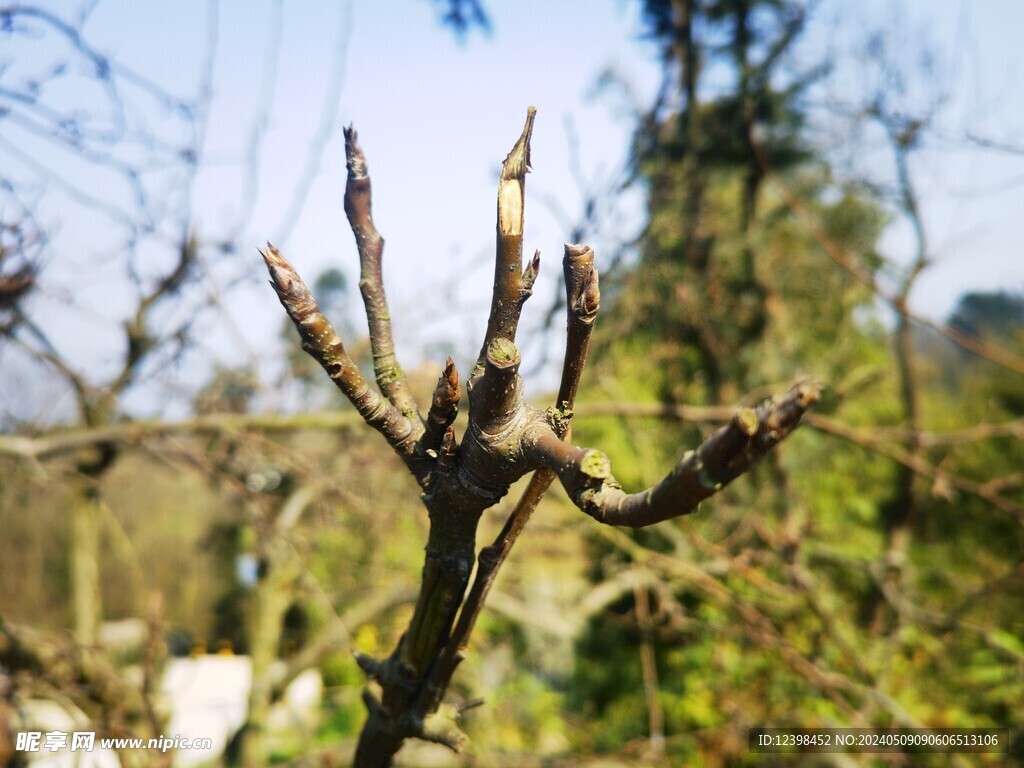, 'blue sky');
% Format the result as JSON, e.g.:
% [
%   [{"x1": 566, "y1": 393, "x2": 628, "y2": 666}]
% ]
[{"x1": 1, "y1": 0, "x2": 1021, "y2": 421}]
